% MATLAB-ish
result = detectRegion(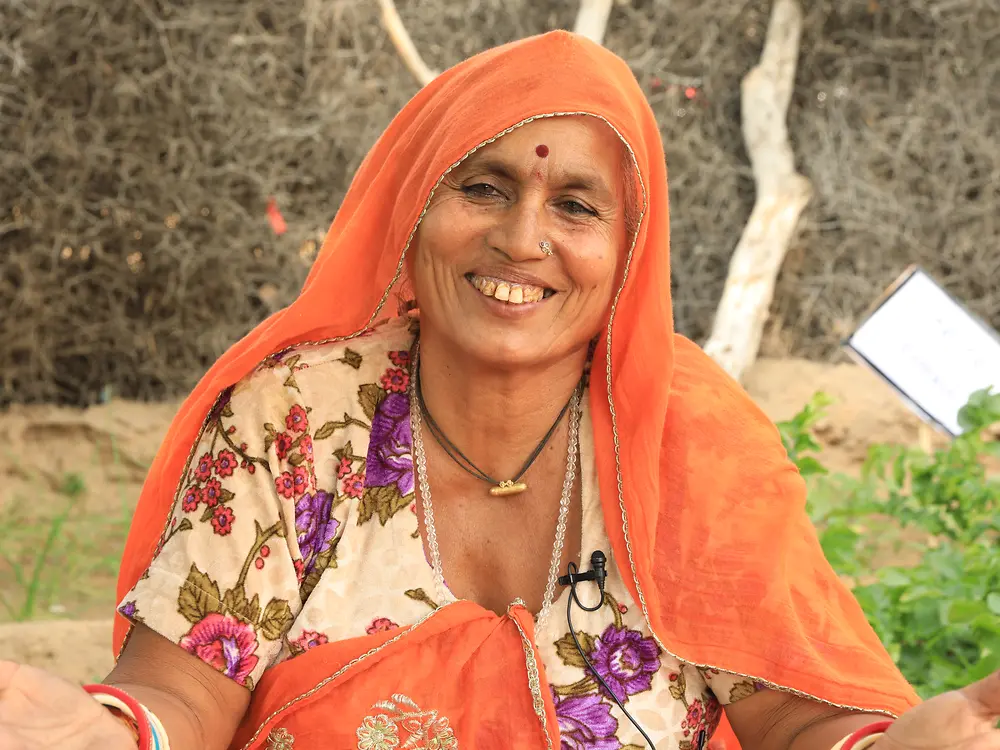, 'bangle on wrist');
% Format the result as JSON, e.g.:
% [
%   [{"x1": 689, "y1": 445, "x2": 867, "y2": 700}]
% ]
[
  {"x1": 105, "y1": 705, "x2": 142, "y2": 744},
  {"x1": 831, "y1": 720, "x2": 894, "y2": 750},
  {"x1": 83, "y1": 684, "x2": 170, "y2": 750}
]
